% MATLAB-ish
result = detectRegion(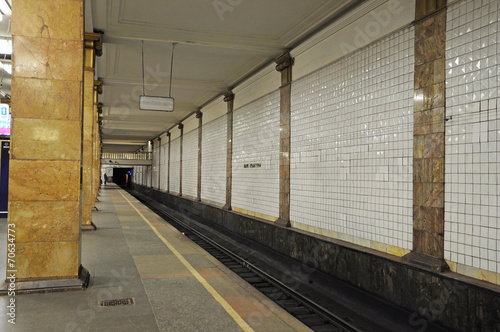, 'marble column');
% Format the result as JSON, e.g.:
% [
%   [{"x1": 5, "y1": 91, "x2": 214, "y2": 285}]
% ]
[
  {"x1": 7, "y1": 0, "x2": 89, "y2": 289},
  {"x1": 404, "y1": 0, "x2": 448, "y2": 272},
  {"x1": 81, "y1": 69, "x2": 94, "y2": 230},
  {"x1": 223, "y1": 91, "x2": 234, "y2": 210},
  {"x1": 91, "y1": 81, "x2": 102, "y2": 210},
  {"x1": 178, "y1": 124, "x2": 184, "y2": 196},
  {"x1": 81, "y1": 75, "x2": 101, "y2": 230},
  {"x1": 157, "y1": 137, "x2": 162, "y2": 190},
  {"x1": 196, "y1": 111, "x2": 203, "y2": 201},
  {"x1": 94, "y1": 103, "x2": 103, "y2": 205},
  {"x1": 167, "y1": 132, "x2": 171, "y2": 193},
  {"x1": 275, "y1": 53, "x2": 294, "y2": 228},
  {"x1": 85, "y1": 34, "x2": 102, "y2": 216}
]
